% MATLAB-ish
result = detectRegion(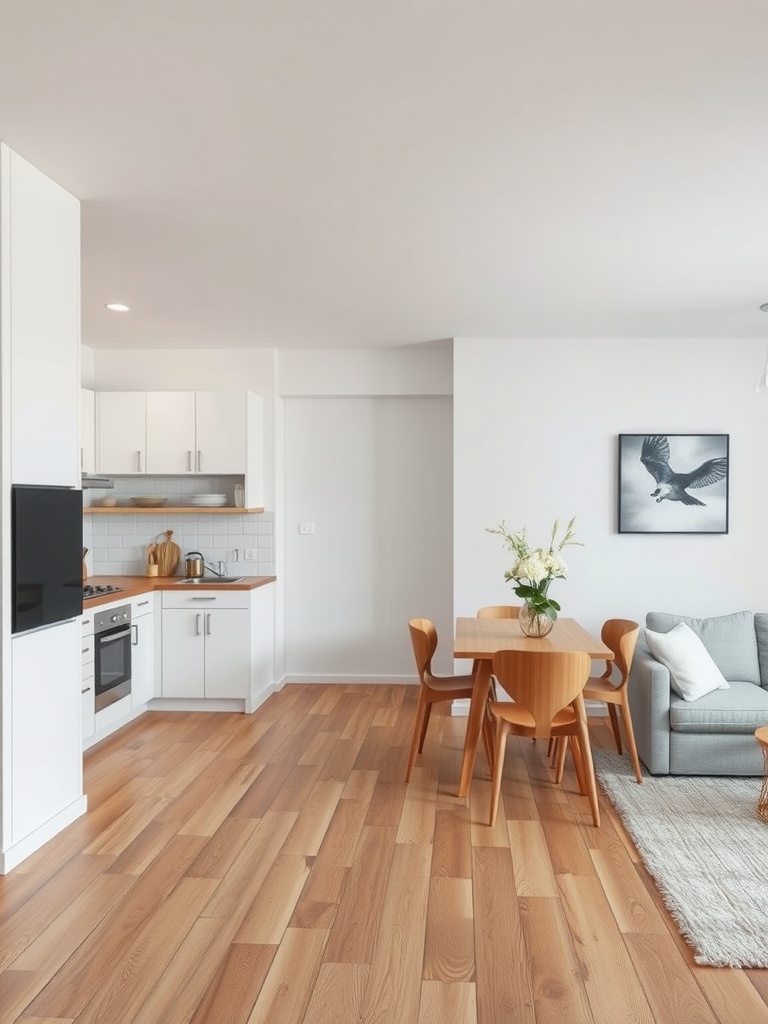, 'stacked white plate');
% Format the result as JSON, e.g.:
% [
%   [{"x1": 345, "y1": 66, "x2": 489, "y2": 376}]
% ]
[{"x1": 189, "y1": 493, "x2": 228, "y2": 507}]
